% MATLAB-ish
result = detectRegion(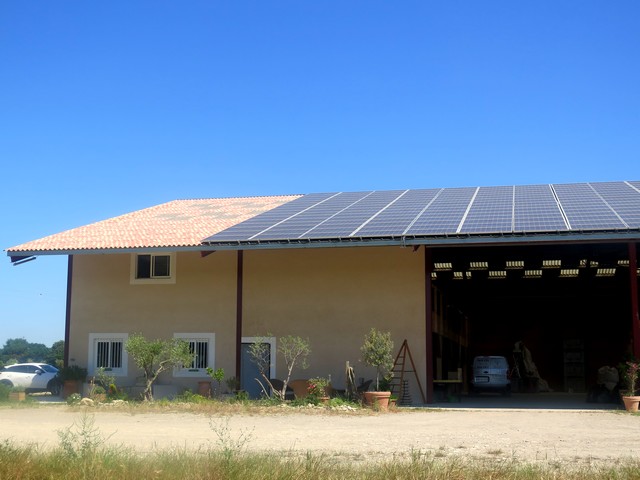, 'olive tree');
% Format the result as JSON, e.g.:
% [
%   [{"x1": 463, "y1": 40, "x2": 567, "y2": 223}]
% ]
[
  {"x1": 249, "y1": 335, "x2": 310, "y2": 401},
  {"x1": 361, "y1": 328, "x2": 394, "y2": 391},
  {"x1": 125, "y1": 333, "x2": 193, "y2": 401}
]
